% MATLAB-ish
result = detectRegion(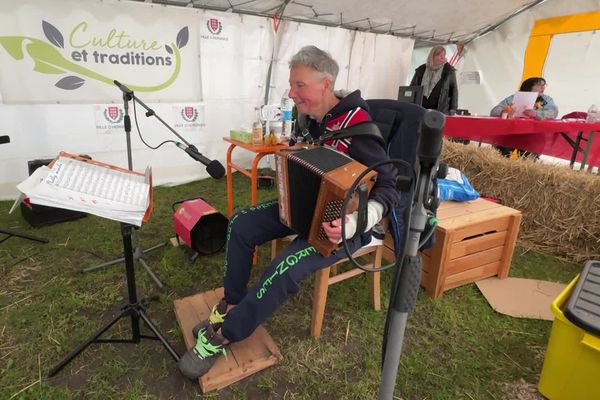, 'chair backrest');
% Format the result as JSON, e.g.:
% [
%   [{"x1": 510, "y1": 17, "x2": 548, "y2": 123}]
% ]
[
  {"x1": 366, "y1": 99, "x2": 435, "y2": 256},
  {"x1": 561, "y1": 111, "x2": 587, "y2": 120}
]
